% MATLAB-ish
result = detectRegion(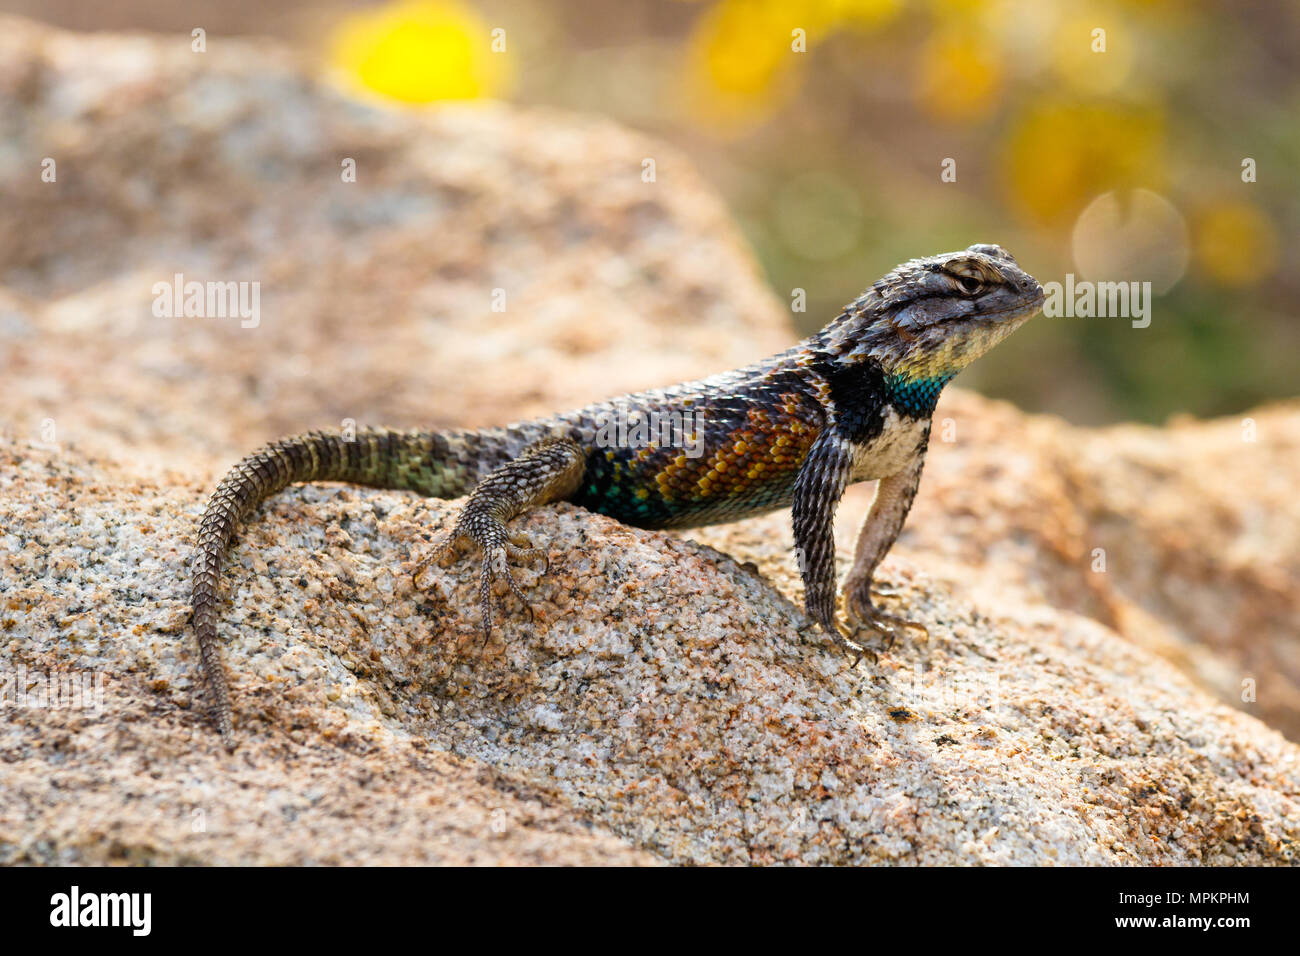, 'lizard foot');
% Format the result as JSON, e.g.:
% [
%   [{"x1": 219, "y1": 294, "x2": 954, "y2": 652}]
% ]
[
  {"x1": 815, "y1": 616, "x2": 882, "y2": 668},
  {"x1": 798, "y1": 617, "x2": 877, "y2": 667},
  {"x1": 838, "y1": 625, "x2": 879, "y2": 668},
  {"x1": 413, "y1": 523, "x2": 550, "y2": 646},
  {"x1": 845, "y1": 586, "x2": 928, "y2": 650}
]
